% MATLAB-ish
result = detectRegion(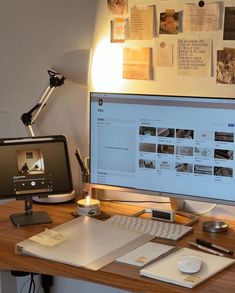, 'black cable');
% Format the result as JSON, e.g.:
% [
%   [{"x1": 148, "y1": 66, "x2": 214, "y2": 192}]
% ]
[
  {"x1": 98, "y1": 198, "x2": 170, "y2": 204},
  {"x1": 28, "y1": 274, "x2": 35, "y2": 293}
]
